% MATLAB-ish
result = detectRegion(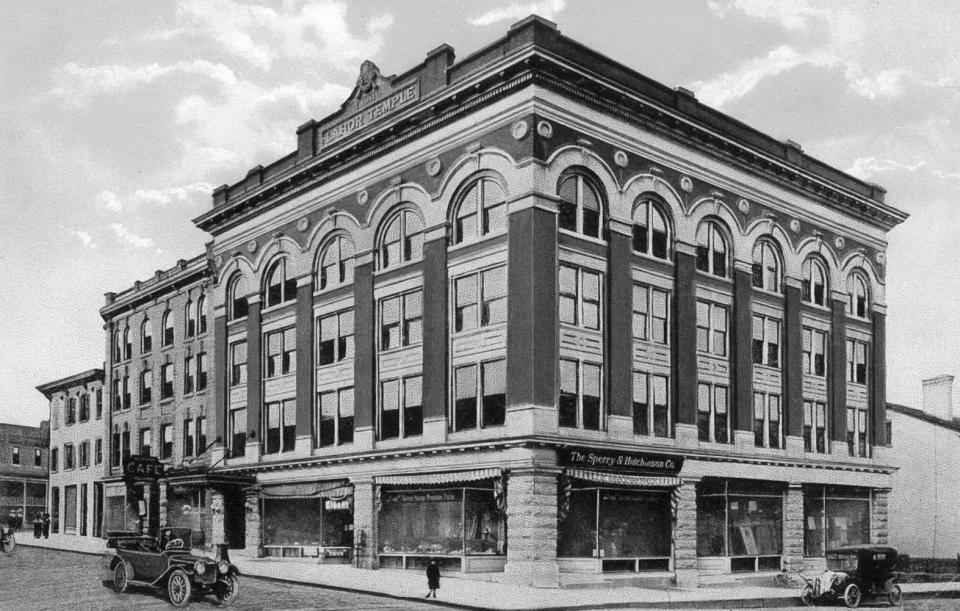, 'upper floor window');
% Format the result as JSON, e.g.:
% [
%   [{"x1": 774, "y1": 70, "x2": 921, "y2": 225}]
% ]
[
  {"x1": 753, "y1": 392, "x2": 782, "y2": 449},
  {"x1": 51, "y1": 448, "x2": 58, "y2": 471},
  {"x1": 12, "y1": 446, "x2": 19, "y2": 465},
  {"x1": 846, "y1": 339, "x2": 869, "y2": 385},
  {"x1": 802, "y1": 258, "x2": 828, "y2": 306},
  {"x1": 848, "y1": 407, "x2": 868, "y2": 457},
  {"x1": 696, "y1": 301, "x2": 728, "y2": 357},
  {"x1": 557, "y1": 173, "x2": 603, "y2": 238},
  {"x1": 317, "y1": 387, "x2": 354, "y2": 447},
  {"x1": 318, "y1": 310, "x2": 354, "y2": 366},
  {"x1": 379, "y1": 375, "x2": 423, "y2": 440},
  {"x1": 453, "y1": 177, "x2": 506, "y2": 244},
  {"x1": 752, "y1": 314, "x2": 781, "y2": 367},
  {"x1": 264, "y1": 258, "x2": 297, "y2": 308},
  {"x1": 141, "y1": 318, "x2": 153, "y2": 353},
  {"x1": 160, "y1": 423, "x2": 173, "y2": 459},
  {"x1": 66, "y1": 397, "x2": 77, "y2": 425},
  {"x1": 196, "y1": 417, "x2": 207, "y2": 451},
  {"x1": 162, "y1": 311, "x2": 174, "y2": 346},
  {"x1": 453, "y1": 359, "x2": 506, "y2": 431},
  {"x1": 379, "y1": 290, "x2": 422, "y2": 351},
  {"x1": 803, "y1": 400, "x2": 827, "y2": 454},
  {"x1": 139, "y1": 428, "x2": 152, "y2": 457},
  {"x1": 123, "y1": 327, "x2": 132, "y2": 360},
  {"x1": 632, "y1": 198, "x2": 669, "y2": 259},
  {"x1": 230, "y1": 341, "x2": 247, "y2": 387},
  {"x1": 34, "y1": 448, "x2": 41, "y2": 467},
  {"x1": 847, "y1": 271, "x2": 870, "y2": 319},
  {"x1": 697, "y1": 383, "x2": 729, "y2": 443},
  {"x1": 633, "y1": 284, "x2": 669, "y2": 344},
  {"x1": 695, "y1": 221, "x2": 729, "y2": 278},
  {"x1": 140, "y1": 369, "x2": 152, "y2": 405},
  {"x1": 80, "y1": 440, "x2": 89, "y2": 468},
  {"x1": 802, "y1": 328, "x2": 827, "y2": 377},
  {"x1": 633, "y1": 371, "x2": 670, "y2": 437},
  {"x1": 197, "y1": 352, "x2": 207, "y2": 390},
  {"x1": 185, "y1": 299, "x2": 196, "y2": 337},
  {"x1": 183, "y1": 356, "x2": 195, "y2": 394},
  {"x1": 197, "y1": 295, "x2": 207, "y2": 334},
  {"x1": 752, "y1": 239, "x2": 782, "y2": 293},
  {"x1": 95, "y1": 438, "x2": 102, "y2": 465},
  {"x1": 265, "y1": 327, "x2": 296, "y2": 378},
  {"x1": 113, "y1": 330, "x2": 122, "y2": 362},
  {"x1": 228, "y1": 276, "x2": 249, "y2": 321},
  {"x1": 183, "y1": 417, "x2": 194, "y2": 457},
  {"x1": 559, "y1": 358, "x2": 602, "y2": 430},
  {"x1": 454, "y1": 266, "x2": 506, "y2": 333},
  {"x1": 64, "y1": 444, "x2": 75, "y2": 469},
  {"x1": 378, "y1": 209, "x2": 423, "y2": 270},
  {"x1": 95, "y1": 389, "x2": 102, "y2": 419},
  {"x1": 318, "y1": 236, "x2": 355, "y2": 290},
  {"x1": 160, "y1": 363, "x2": 173, "y2": 399},
  {"x1": 79, "y1": 394, "x2": 90, "y2": 421},
  {"x1": 558, "y1": 264, "x2": 601, "y2": 331}
]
